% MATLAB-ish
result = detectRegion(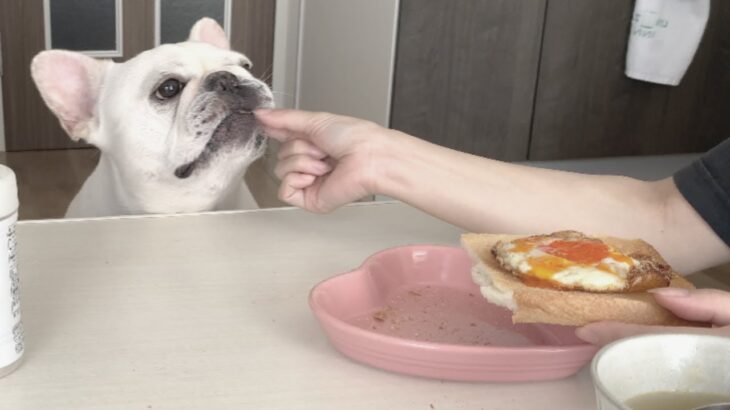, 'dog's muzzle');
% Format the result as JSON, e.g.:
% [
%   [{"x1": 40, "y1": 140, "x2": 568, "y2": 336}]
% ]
[
  {"x1": 204, "y1": 71, "x2": 269, "y2": 111},
  {"x1": 174, "y1": 71, "x2": 271, "y2": 179}
]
